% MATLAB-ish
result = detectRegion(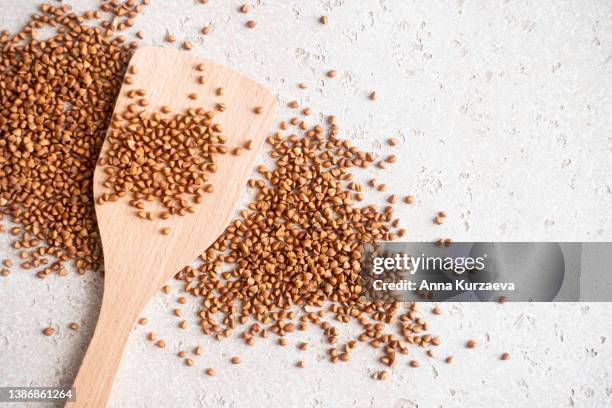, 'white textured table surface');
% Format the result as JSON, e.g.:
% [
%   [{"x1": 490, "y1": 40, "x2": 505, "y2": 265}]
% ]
[{"x1": 1, "y1": 1, "x2": 611, "y2": 407}]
